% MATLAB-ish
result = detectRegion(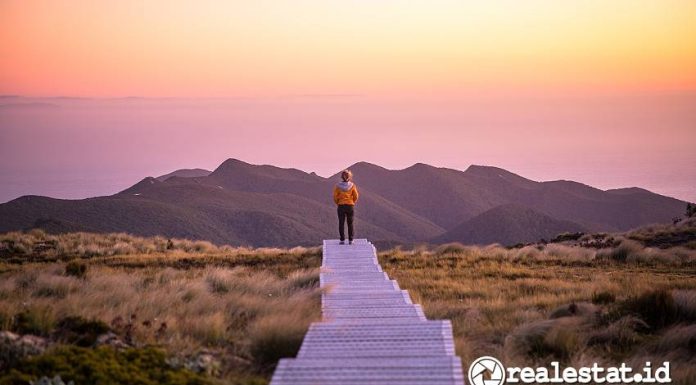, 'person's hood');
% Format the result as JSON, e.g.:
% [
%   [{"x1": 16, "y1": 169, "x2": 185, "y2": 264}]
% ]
[{"x1": 336, "y1": 181, "x2": 354, "y2": 192}]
